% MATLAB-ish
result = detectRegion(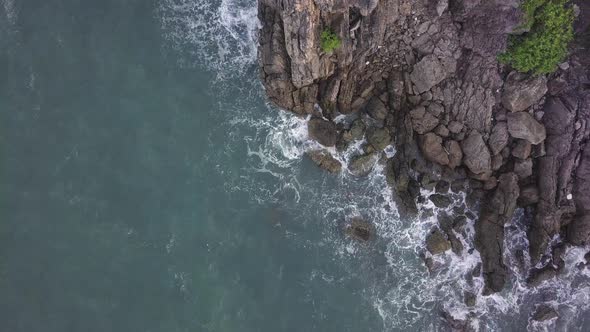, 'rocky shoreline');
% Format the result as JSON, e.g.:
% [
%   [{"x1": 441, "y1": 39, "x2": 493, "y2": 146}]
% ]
[{"x1": 257, "y1": 0, "x2": 589, "y2": 327}]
